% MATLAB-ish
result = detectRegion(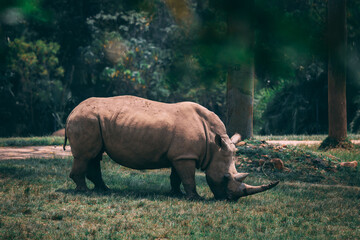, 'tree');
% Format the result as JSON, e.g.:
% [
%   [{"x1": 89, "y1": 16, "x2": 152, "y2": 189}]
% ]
[
  {"x1": 321, "y1": 0, "x2": 348, "y2": 148},
  {"x1": 225, "y1": 0, "x2": 255, "y2": 139},
  {"x1": 7, "y1": 38, "x2": 65, "y2": 135}
]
